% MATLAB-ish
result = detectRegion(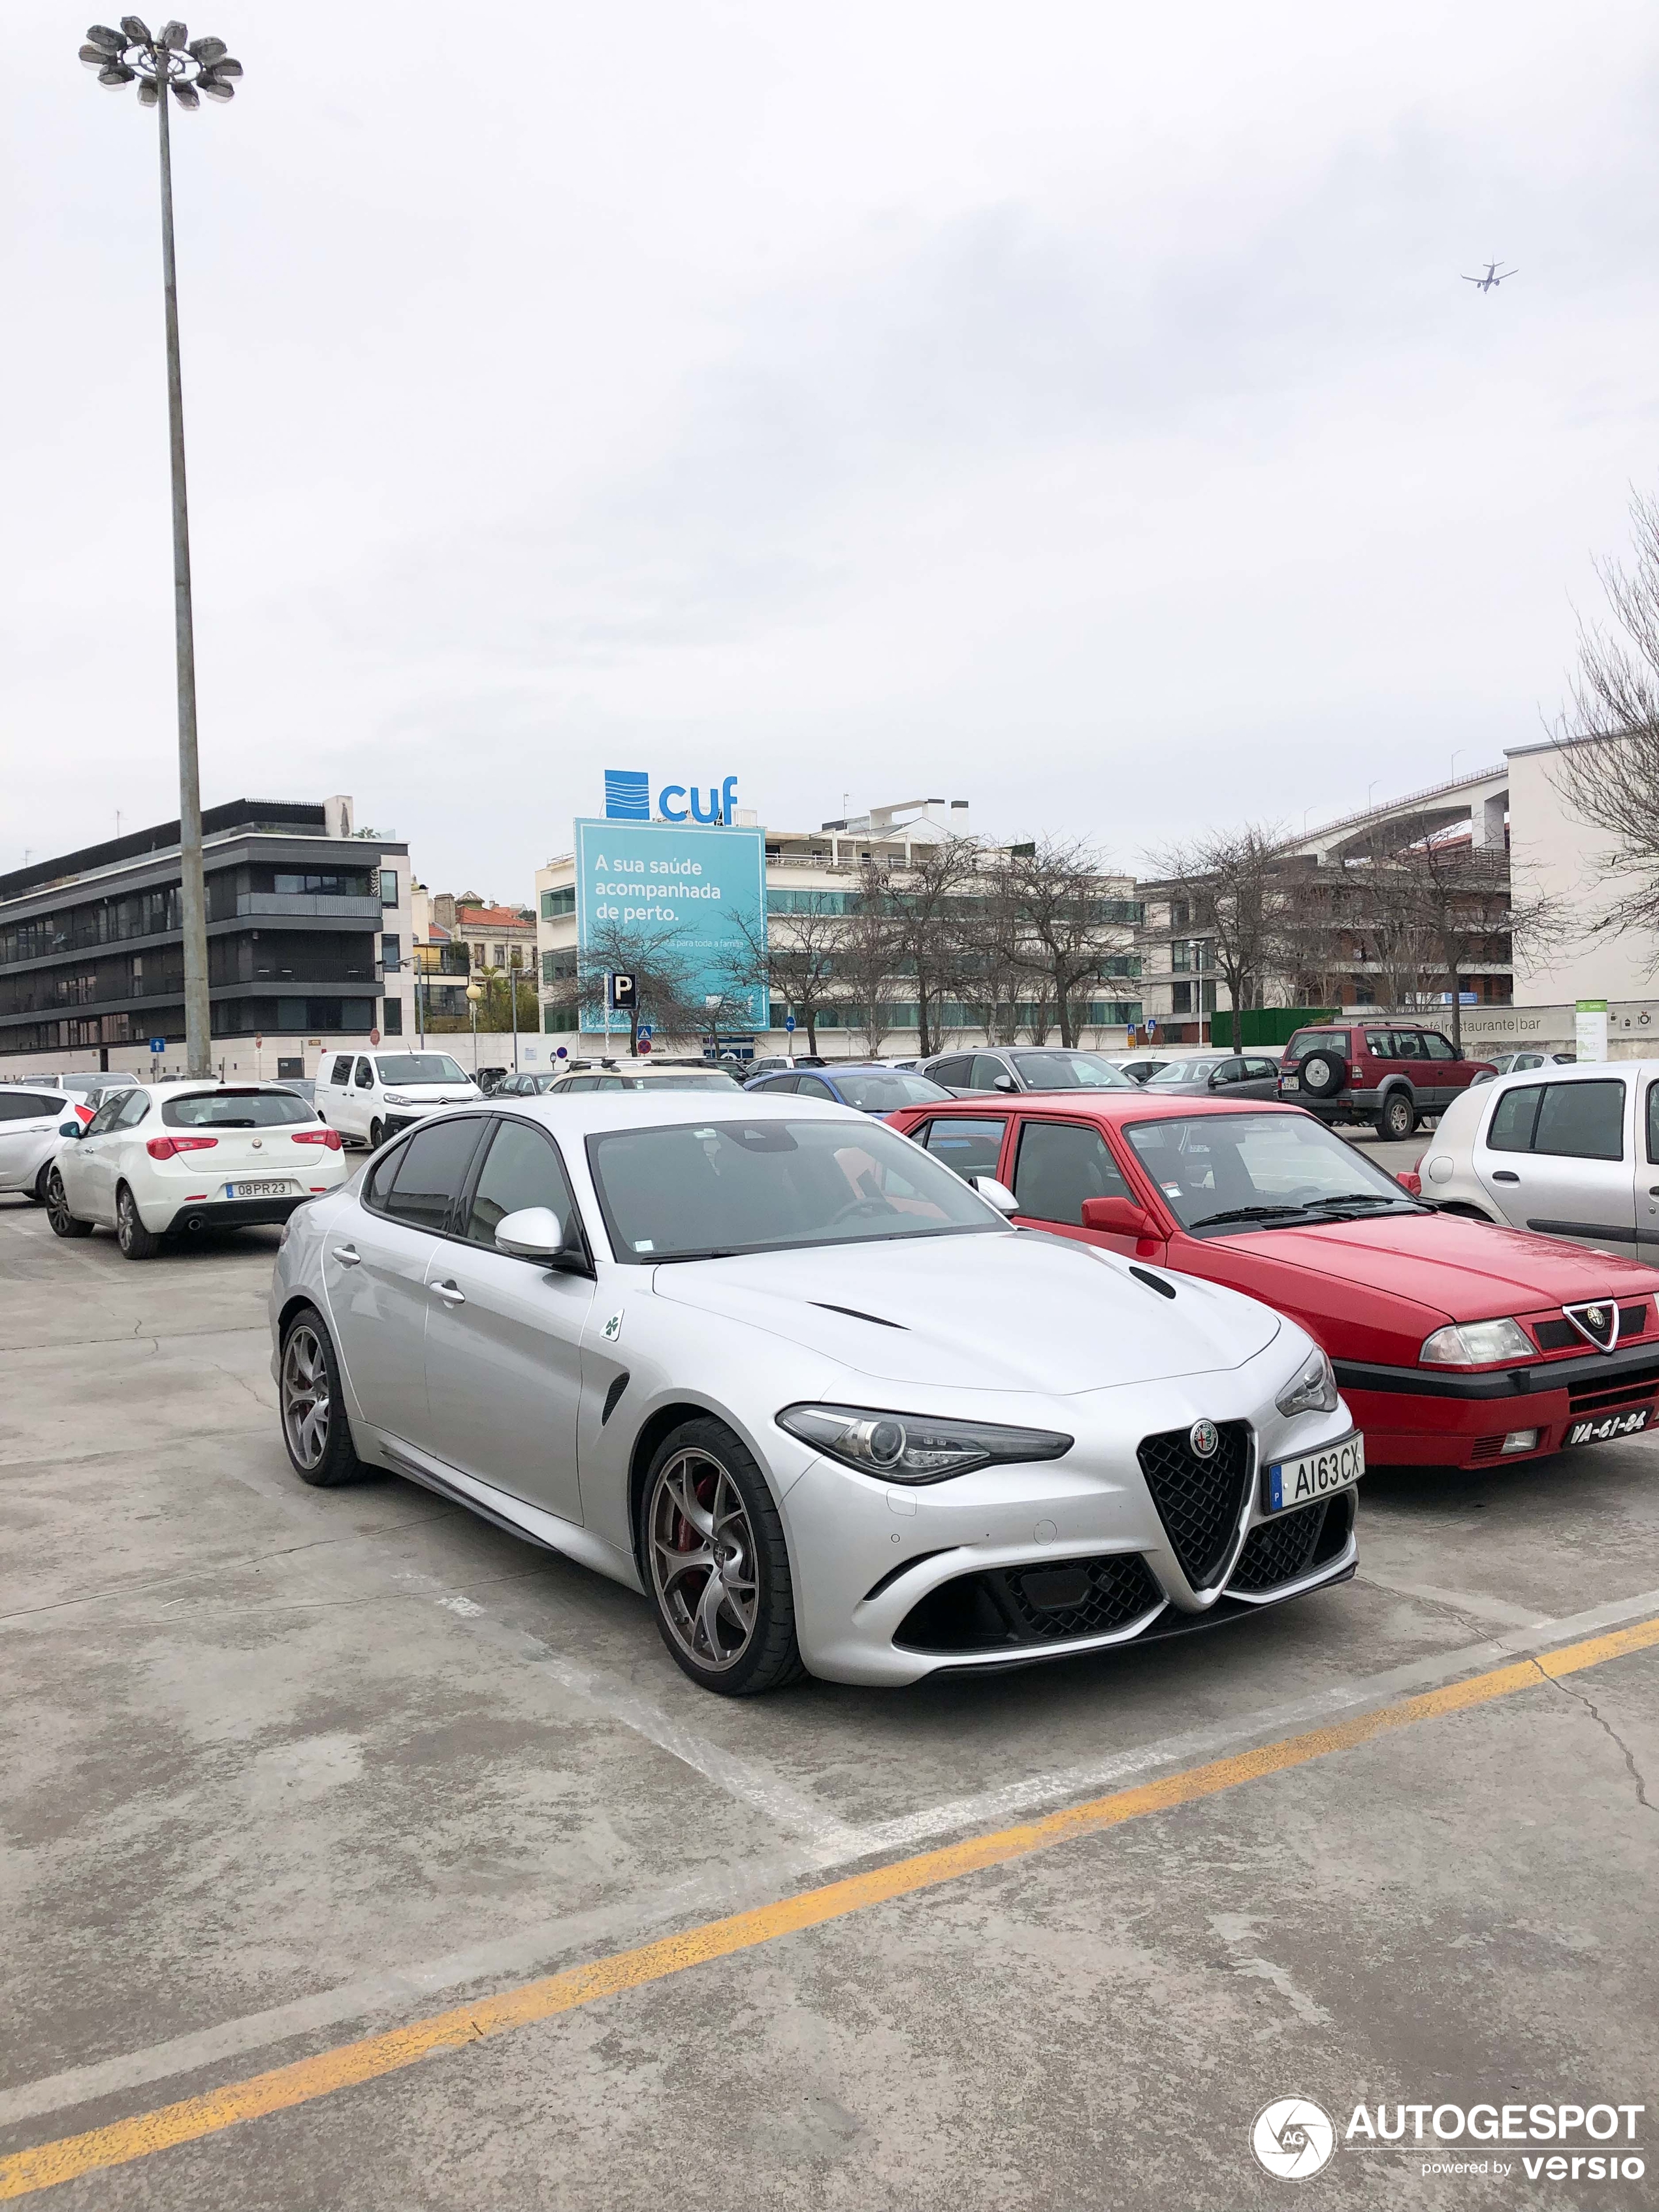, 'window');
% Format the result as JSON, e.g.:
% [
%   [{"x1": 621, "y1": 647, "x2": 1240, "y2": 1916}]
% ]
[
  {"x1": 557, "y1": 1075, "x2": 600, "y2": 1092},
  {"x1": 1011, "y1": 1121, "x2": 1130, "y2": 1225},
  {"x1": 376, "y1": 1117, "x2": 486, "y2": 1236},
  {"x1": 84, "y1": 1093, "x2": 129, "y2": 1138},
  {"x1": 472, "y1": 943, "x2": 485, "y2": 968},
  {"x1": 353, "y1": 1056, "x2": 374, "y2": 1088},
  {"x1": 585, "y1": 1118, "x2": 1000, "y2": 1263},
  {"x1": 381, "y1": 935, "x2": 402, "y2": 969},
  {"x1": 373, "y1": 1054, "x2": 468, "y2": 1084},
  {"x1": 381, "y1": 1000, "x2": 403, "y2": 1035},
  {"x1": 0, "y1": 1092, "x2": 61, "y2": 1121},
  {"x1": 541, "y1": 887, "x2": 576, "y2": 919},
  {"x1": 1243, "y1": 1057, "x2": 1280, "y2": 1080},
  {"x1": 1390, "y1": 1032, "x2": 1427, "y2": 1061},
  {"x1": 1171, "y1": 982, "x2": 1192, "y2": 1015},
  {"x1": 115, "y1": 1089, "x2": 152, "y2": 1128},
  {"x1": 929, "y1": 1057, "x2": 973, "y2": 1087},
  {"x1": 272, "y1": 871, "x2": 374, "y2": 899},
  {"x1": 1422, "y1": 1034, "x2": 1458, "y2": 1061},
  {"x1": 969, "y1": 1055, "x2": 1012, "y2": 1091},
  {"x1": 1648, "y1": 1083, "x2": 1659, "y2": 1165},
  {"x1": 1488, "y1": 1080, "x2": 1625, "y2": 1161},
  {"x1": 1127, "y1": 1111, "x2": 1411, "y2": 1233},
  {"x1": 1285, "y1": 1030, "x2": 1348, "y2": 1063},
  {"x1": 1364, "y1": 1033, "x2": 1393, "y2": 1057},
  {"x1": 916, "y1": 1117, "x2": 1007, "y2": 1179},
  {"x1": 379, "y1": 870, "x2": 399, "y2": 906},
  {"x1": 756, "y1": 1074, "x2": 798, "y2": 1093},
  {"x1": 492, "y1": 944, "x2": 506, "y2": 969},
  {"x1": 1007, "y1": 1052, "x2": 1133, "y2": 1091},
  {"x1": 1208, "y1": 1059, "x2": 1246, "y2": 1087},
  {"x1": 833, "y1": 1072, "x2": 949, "y2": 1112},
  {"x1": 164, "y1": 1090, "x2": 312, "y2": 1128},
  {"x1": 329, "y1": 1054, "x2": 352, "y2": 1087},
  {"x1": 462, "y1": 1119, "x2": 578, "y2": 1251},
  {"x1": 796, "y1": 1075, "x2": 836, "y2": 1100}
]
